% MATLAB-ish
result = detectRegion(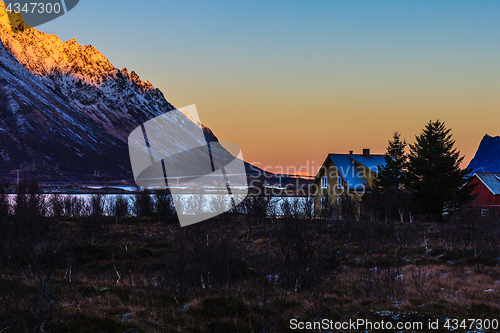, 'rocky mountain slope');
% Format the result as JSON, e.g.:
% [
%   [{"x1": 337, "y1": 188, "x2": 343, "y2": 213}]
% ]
[
  {"x1": 467, "y1": 134, "x2": 500, "y2": 174},
  {"x1": 0, "y1": 3, "x2": 221, "y2": 180}
]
